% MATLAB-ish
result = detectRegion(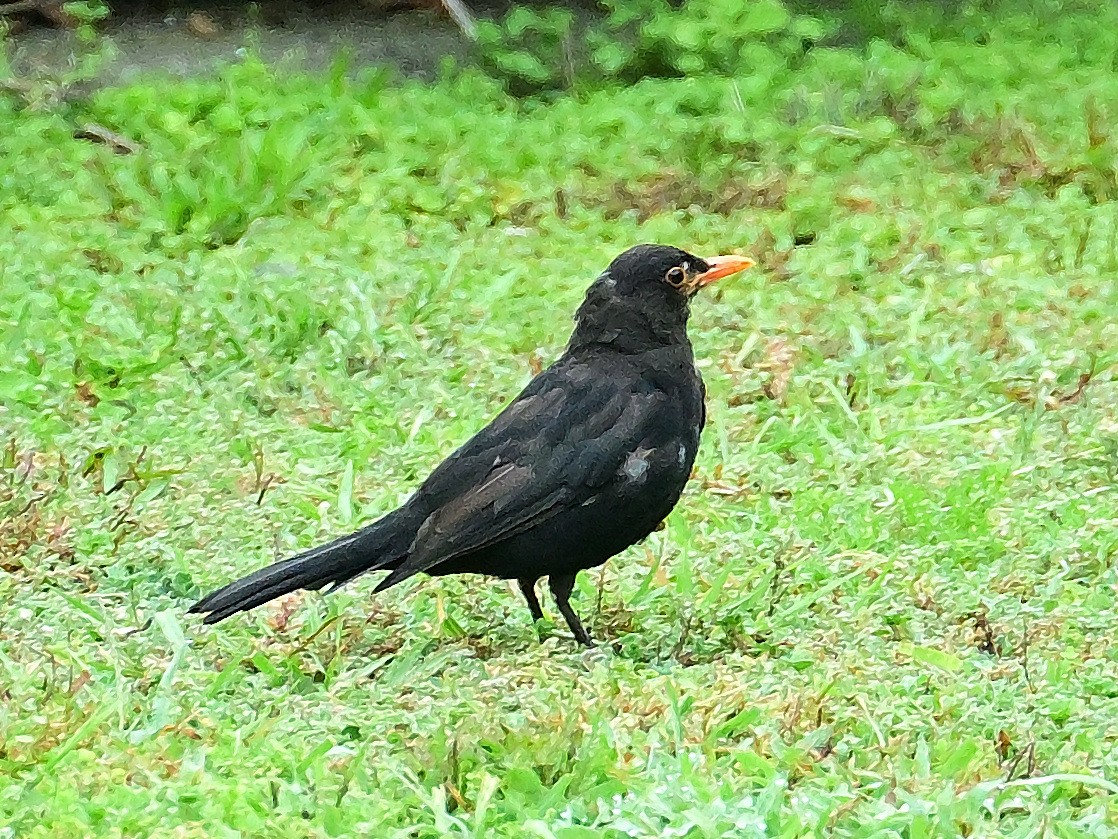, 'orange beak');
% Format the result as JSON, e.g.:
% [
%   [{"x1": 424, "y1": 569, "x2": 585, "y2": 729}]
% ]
[{"x1": 696, "y1": 254, "x2": 755, "y2": 287}]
